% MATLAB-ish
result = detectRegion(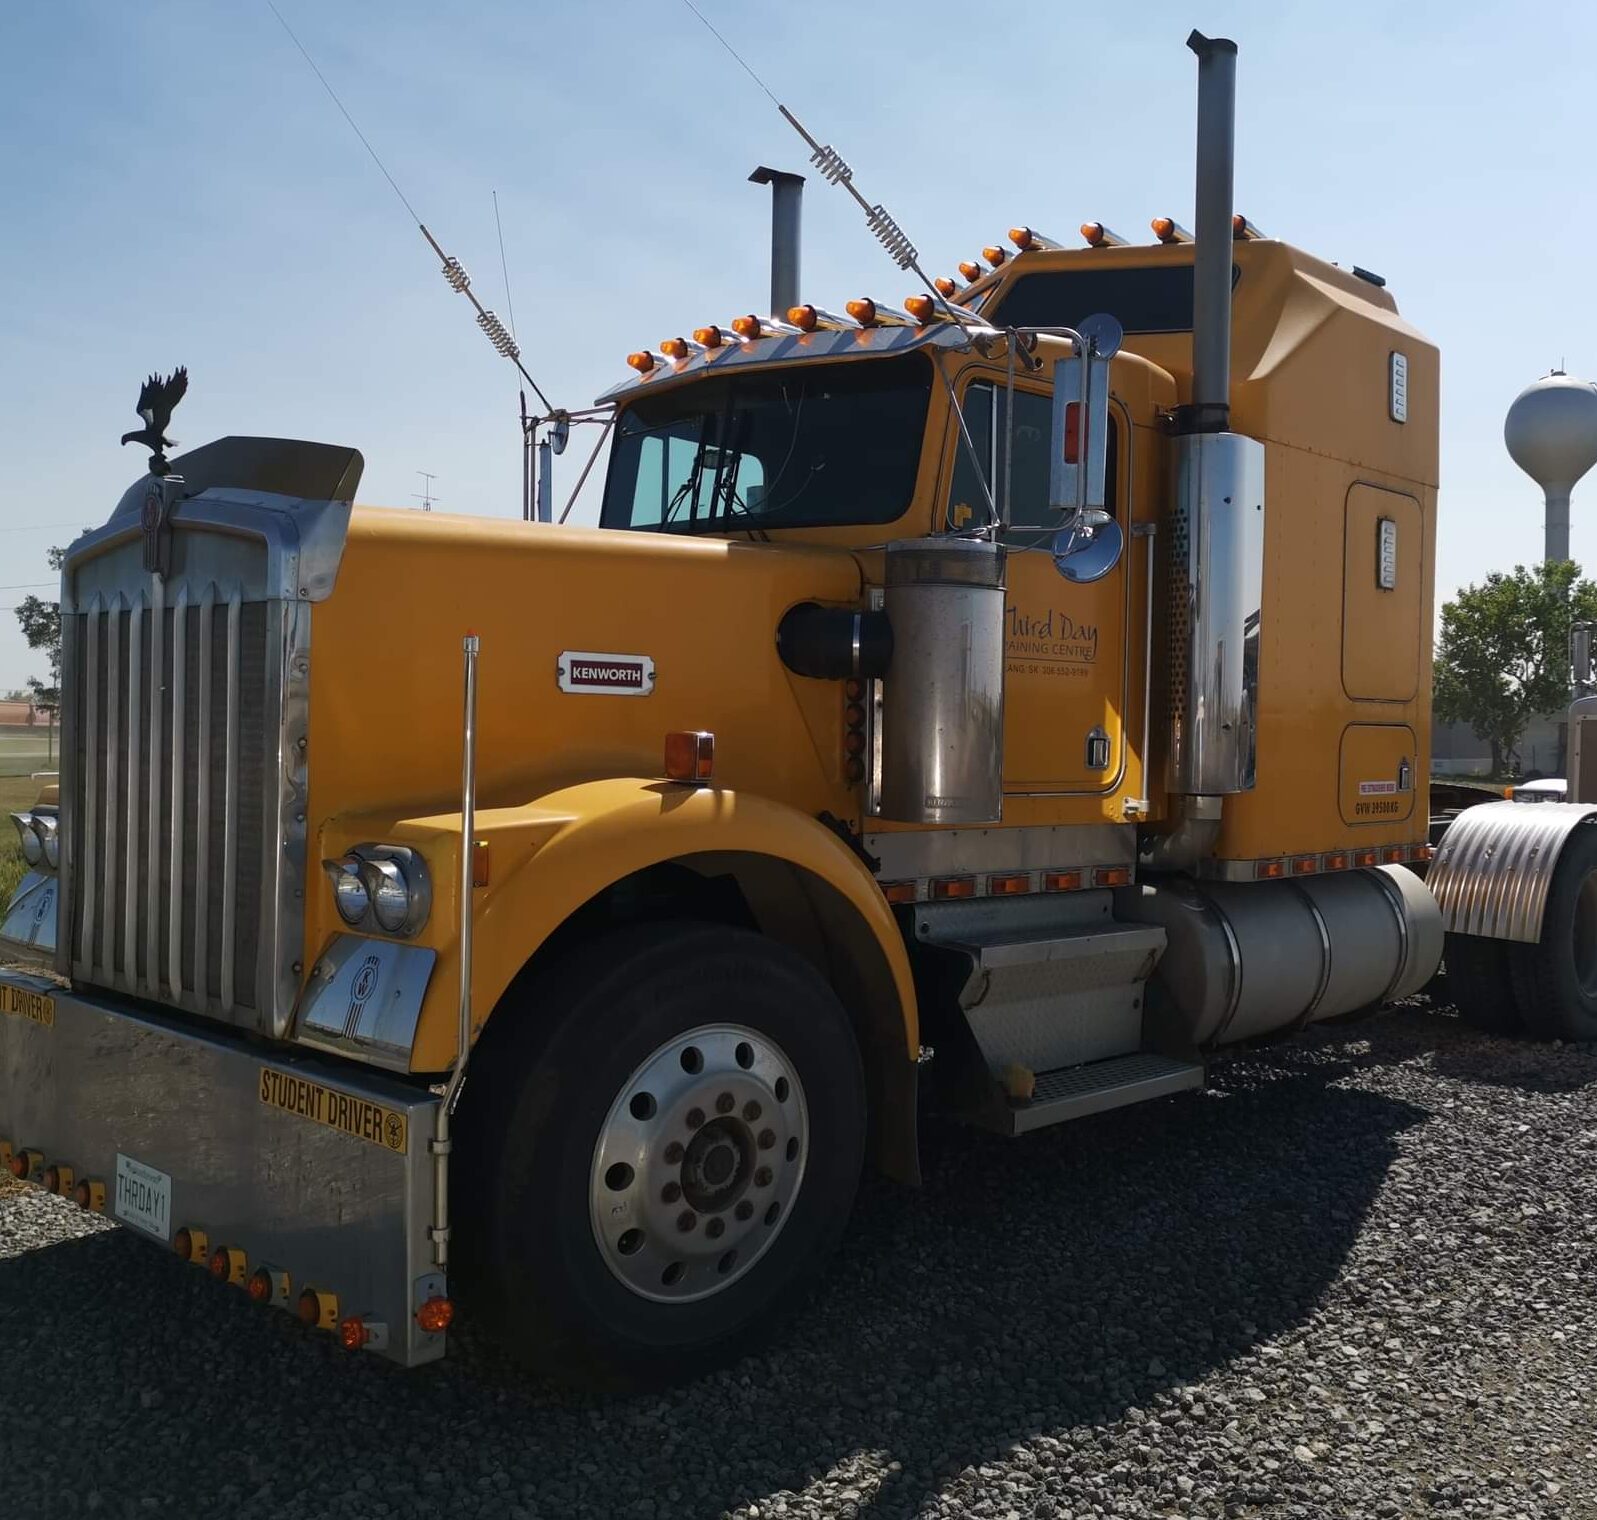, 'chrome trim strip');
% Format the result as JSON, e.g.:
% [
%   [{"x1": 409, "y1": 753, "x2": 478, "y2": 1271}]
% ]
[
  {"x1": 1203, "y1": 891, "x2": 1246, "y2": 1046},
  {"x1": 123, "y1": 592, "x2": 143, "y2": 986},
  {"x1": 1428, "y1": 799, "x2": 1597, "y2": 943},
  {"x1": 100, "y1": 595, "x2": 122, "y2": 974},
  {"x1": 78, "y1": 595, "x2": 101, "y2": 970},
  {"x1": 1286, "y1": 880, "x2": 1334, "y2": 1027},
  {"x1": 145, "y1": 574, "x2": 164, "y2": 992},
  {"x1": 167, "y1": 584, "x2": 188, "y2": 999},
  {"x1": 220, "y1": 587, "x2": 241, "y2": 1012},
  {"x1": 194, "y1": 583, "x2": 214, "y2": 1008},
  {"x1": 1366, "y1": 865, "x2": 1411, "y2": 1003}
]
